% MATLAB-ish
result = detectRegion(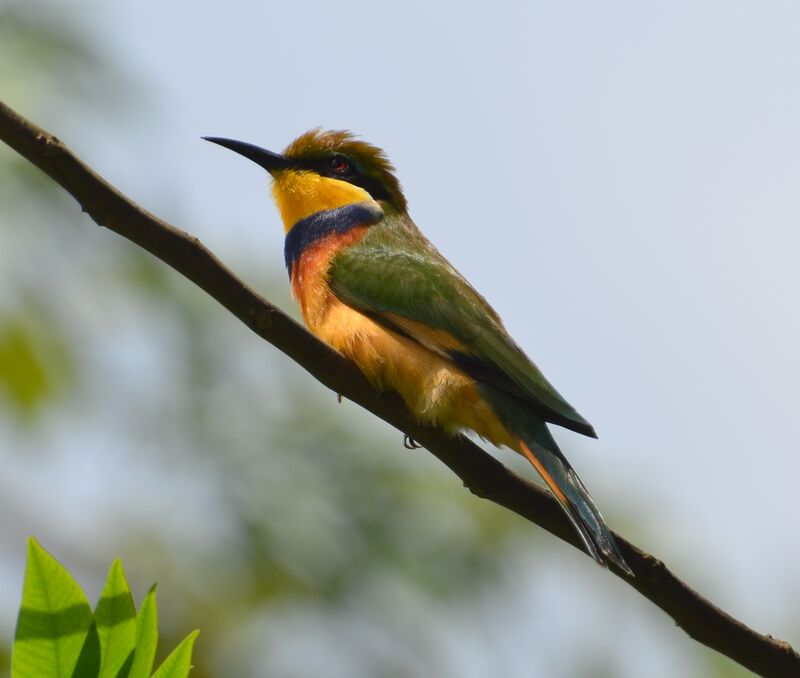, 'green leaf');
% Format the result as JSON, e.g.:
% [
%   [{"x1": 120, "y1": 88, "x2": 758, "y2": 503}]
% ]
[
  {"x1": 151, "y1": 631, "x2": 199, "y2": 678},
  {"x1": 71, "y1": 622, "x2": 101, "y2": 678},
  {"x1": 95, "y1": 560, "x2": 136, "y2": 678},
  {"x1": 12, "y1": 537, "x2": 94, "y2": 678},
  {"x1": 127, "y1": 586, "x2": 158, "y2": 678}
]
